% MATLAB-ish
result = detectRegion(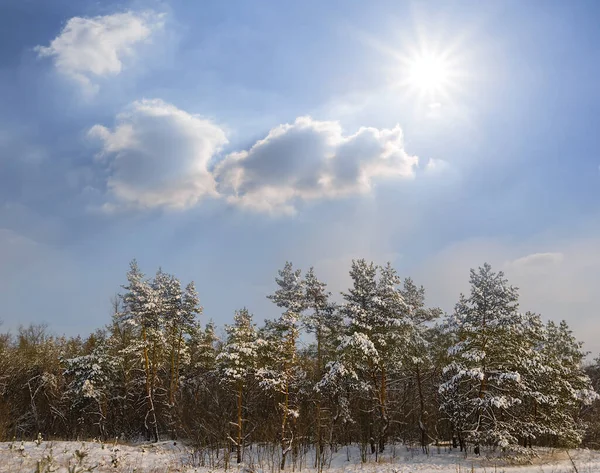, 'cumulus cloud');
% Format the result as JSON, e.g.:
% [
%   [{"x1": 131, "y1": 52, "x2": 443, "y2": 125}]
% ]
[
  {"x1": 89, "y1": 99, "x2": 227, "y2": 210},
  {"x1": 36, "y1": 11, "x2": 163, "y2": 94},
  {"x1": 215, "y1": 116, "x2": 418, "y2": 214},
  {"x1": 90, "y1": 107, "x2": 422, "y2": 213}
]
